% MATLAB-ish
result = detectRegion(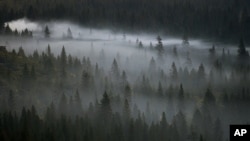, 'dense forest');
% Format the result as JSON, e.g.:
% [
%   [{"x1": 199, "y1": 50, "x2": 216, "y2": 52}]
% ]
[
  {"x1": 0, "y1": 35, "x2": 250, "y2": 140},
  {"x1": 0, "y1": 0, "x2": 250, "y2": 42},
  {"x1": 0, "y1": 0, "x2": 250, "y2": 140}
]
